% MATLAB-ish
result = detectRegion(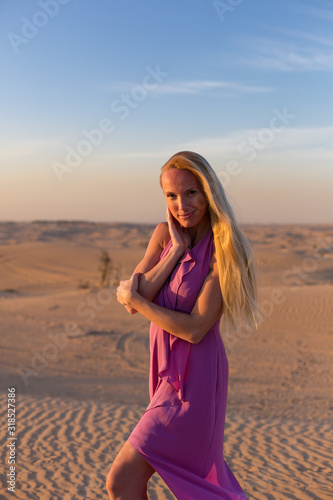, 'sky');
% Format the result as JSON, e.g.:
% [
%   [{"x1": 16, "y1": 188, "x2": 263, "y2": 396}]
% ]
[{"x1": 1, "y1": 0, "x2": 332, "y2": 224}]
